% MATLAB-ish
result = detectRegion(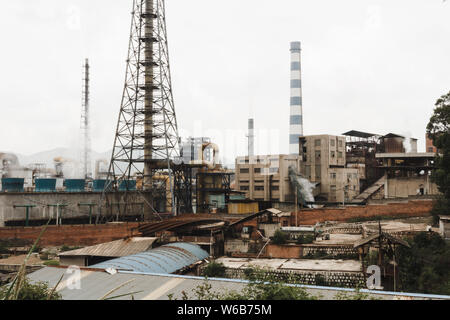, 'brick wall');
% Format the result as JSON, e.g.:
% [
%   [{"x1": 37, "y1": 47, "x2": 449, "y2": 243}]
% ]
[
  {"x1": 293, "y1": 200, "x2": 433, "y2": 225},
  {"x1": 0, "y1": 223, "x2": 141, "y2": 247}
]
